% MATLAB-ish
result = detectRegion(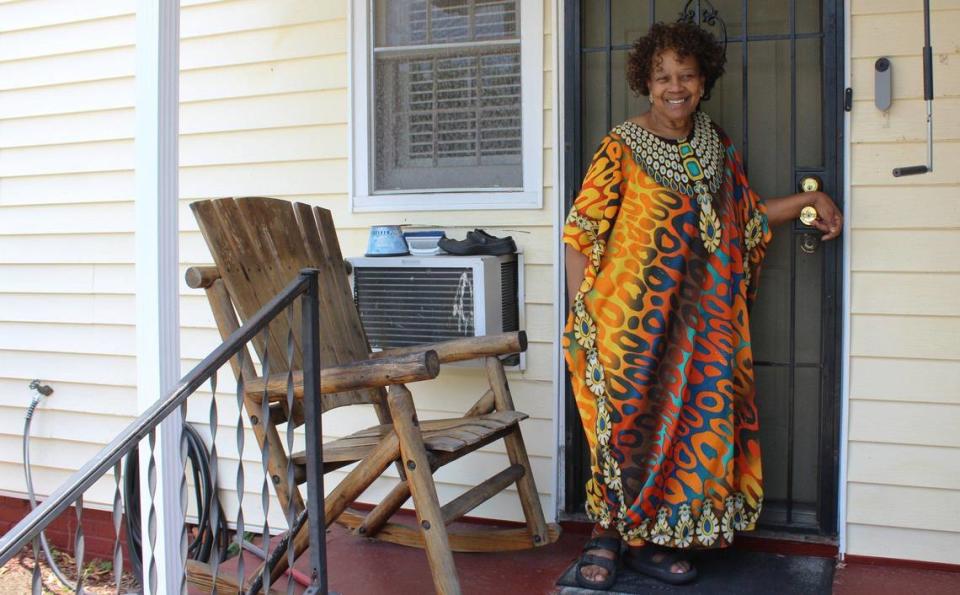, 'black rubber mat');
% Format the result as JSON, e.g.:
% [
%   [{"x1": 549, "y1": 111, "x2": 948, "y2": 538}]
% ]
[{"x1": 556, "y1": 548, "x2": 835, "y2": 594}]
